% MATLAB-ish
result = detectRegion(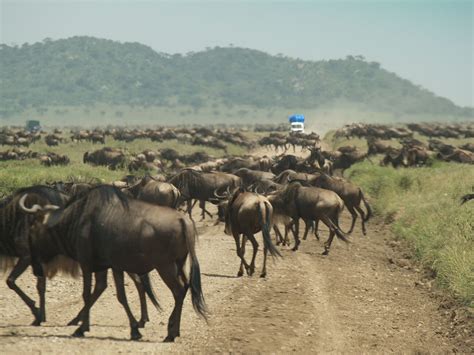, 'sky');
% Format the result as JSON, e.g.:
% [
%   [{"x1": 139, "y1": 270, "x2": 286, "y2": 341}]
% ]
[{"x1": 1, "y1": 0, "x2": 473, "y2": 107}]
